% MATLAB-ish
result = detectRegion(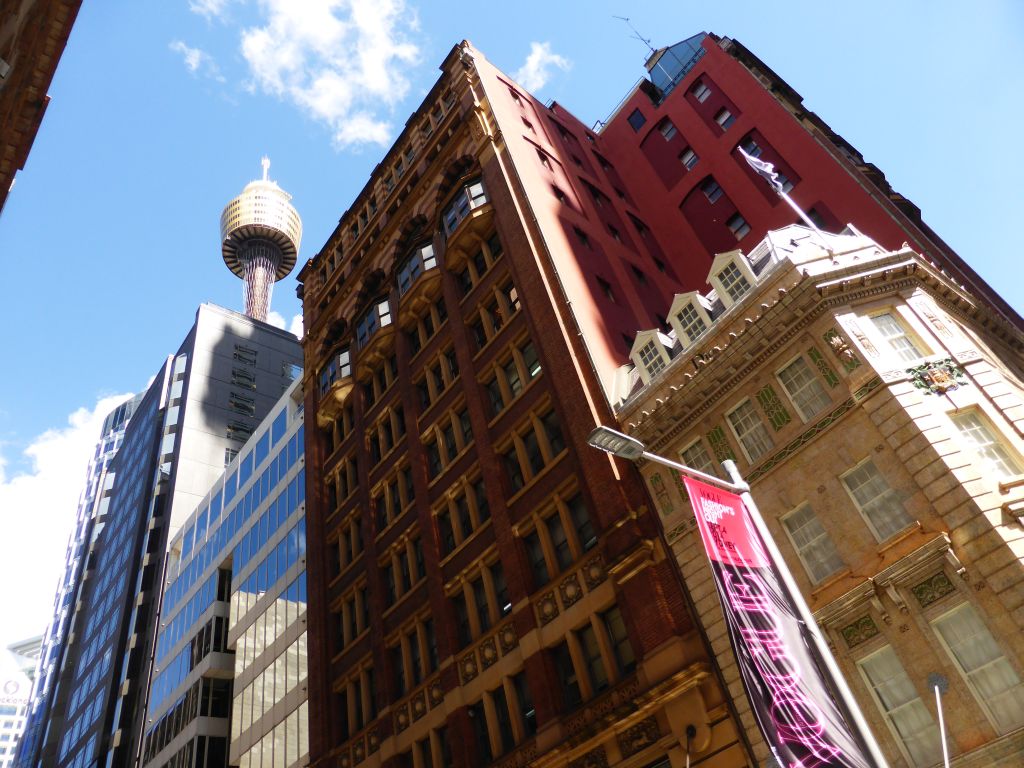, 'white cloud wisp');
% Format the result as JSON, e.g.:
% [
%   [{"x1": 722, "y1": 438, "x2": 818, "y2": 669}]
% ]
[
  {"x1": 169, "y1": 39, "x2": 225, "y2": 82},
  {"x1": 240, "y1": 0, "x2": 420, "y2": 148},
  {"x1": 0, "y1": 393, "x2": 134, "y2": 649},
  {"x1": 514, "y1": 41, "x2": 571, "y2": 92}
]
